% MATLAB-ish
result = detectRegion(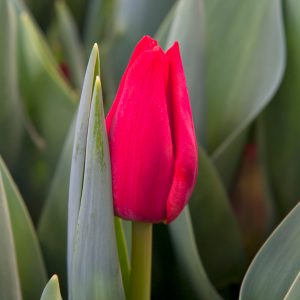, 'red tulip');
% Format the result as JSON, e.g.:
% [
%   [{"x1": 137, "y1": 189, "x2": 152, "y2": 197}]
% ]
[{"x1": 106, "y1": 36, "x2": 198, "y2": 223}]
